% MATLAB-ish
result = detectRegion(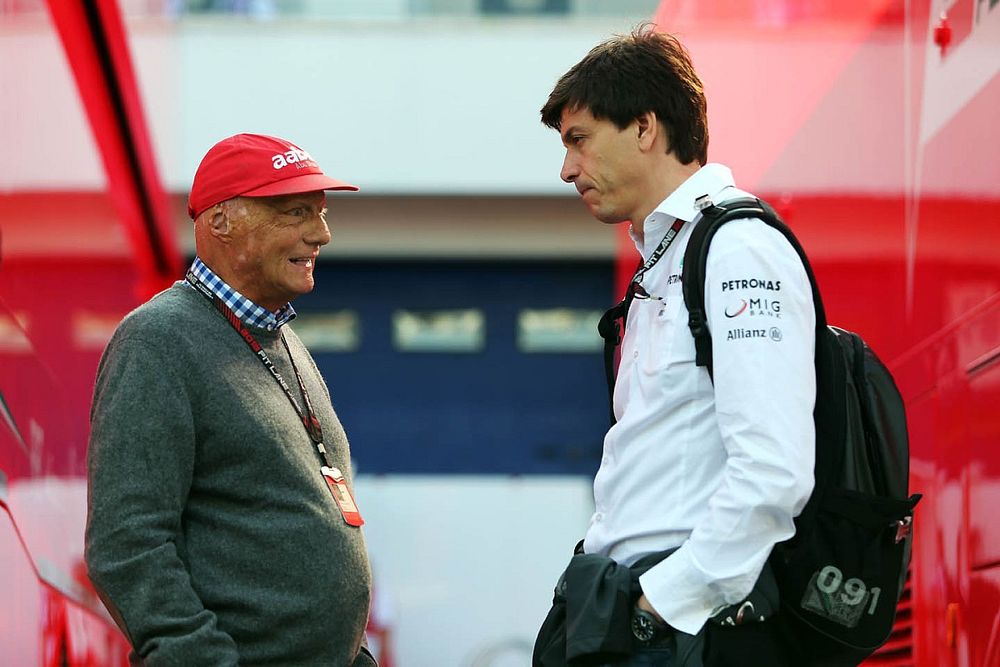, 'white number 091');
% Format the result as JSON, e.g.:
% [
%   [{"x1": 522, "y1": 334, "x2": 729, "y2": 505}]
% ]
[{"x1": 815, "y1": 565, "x2": 881, "y2": 615}]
